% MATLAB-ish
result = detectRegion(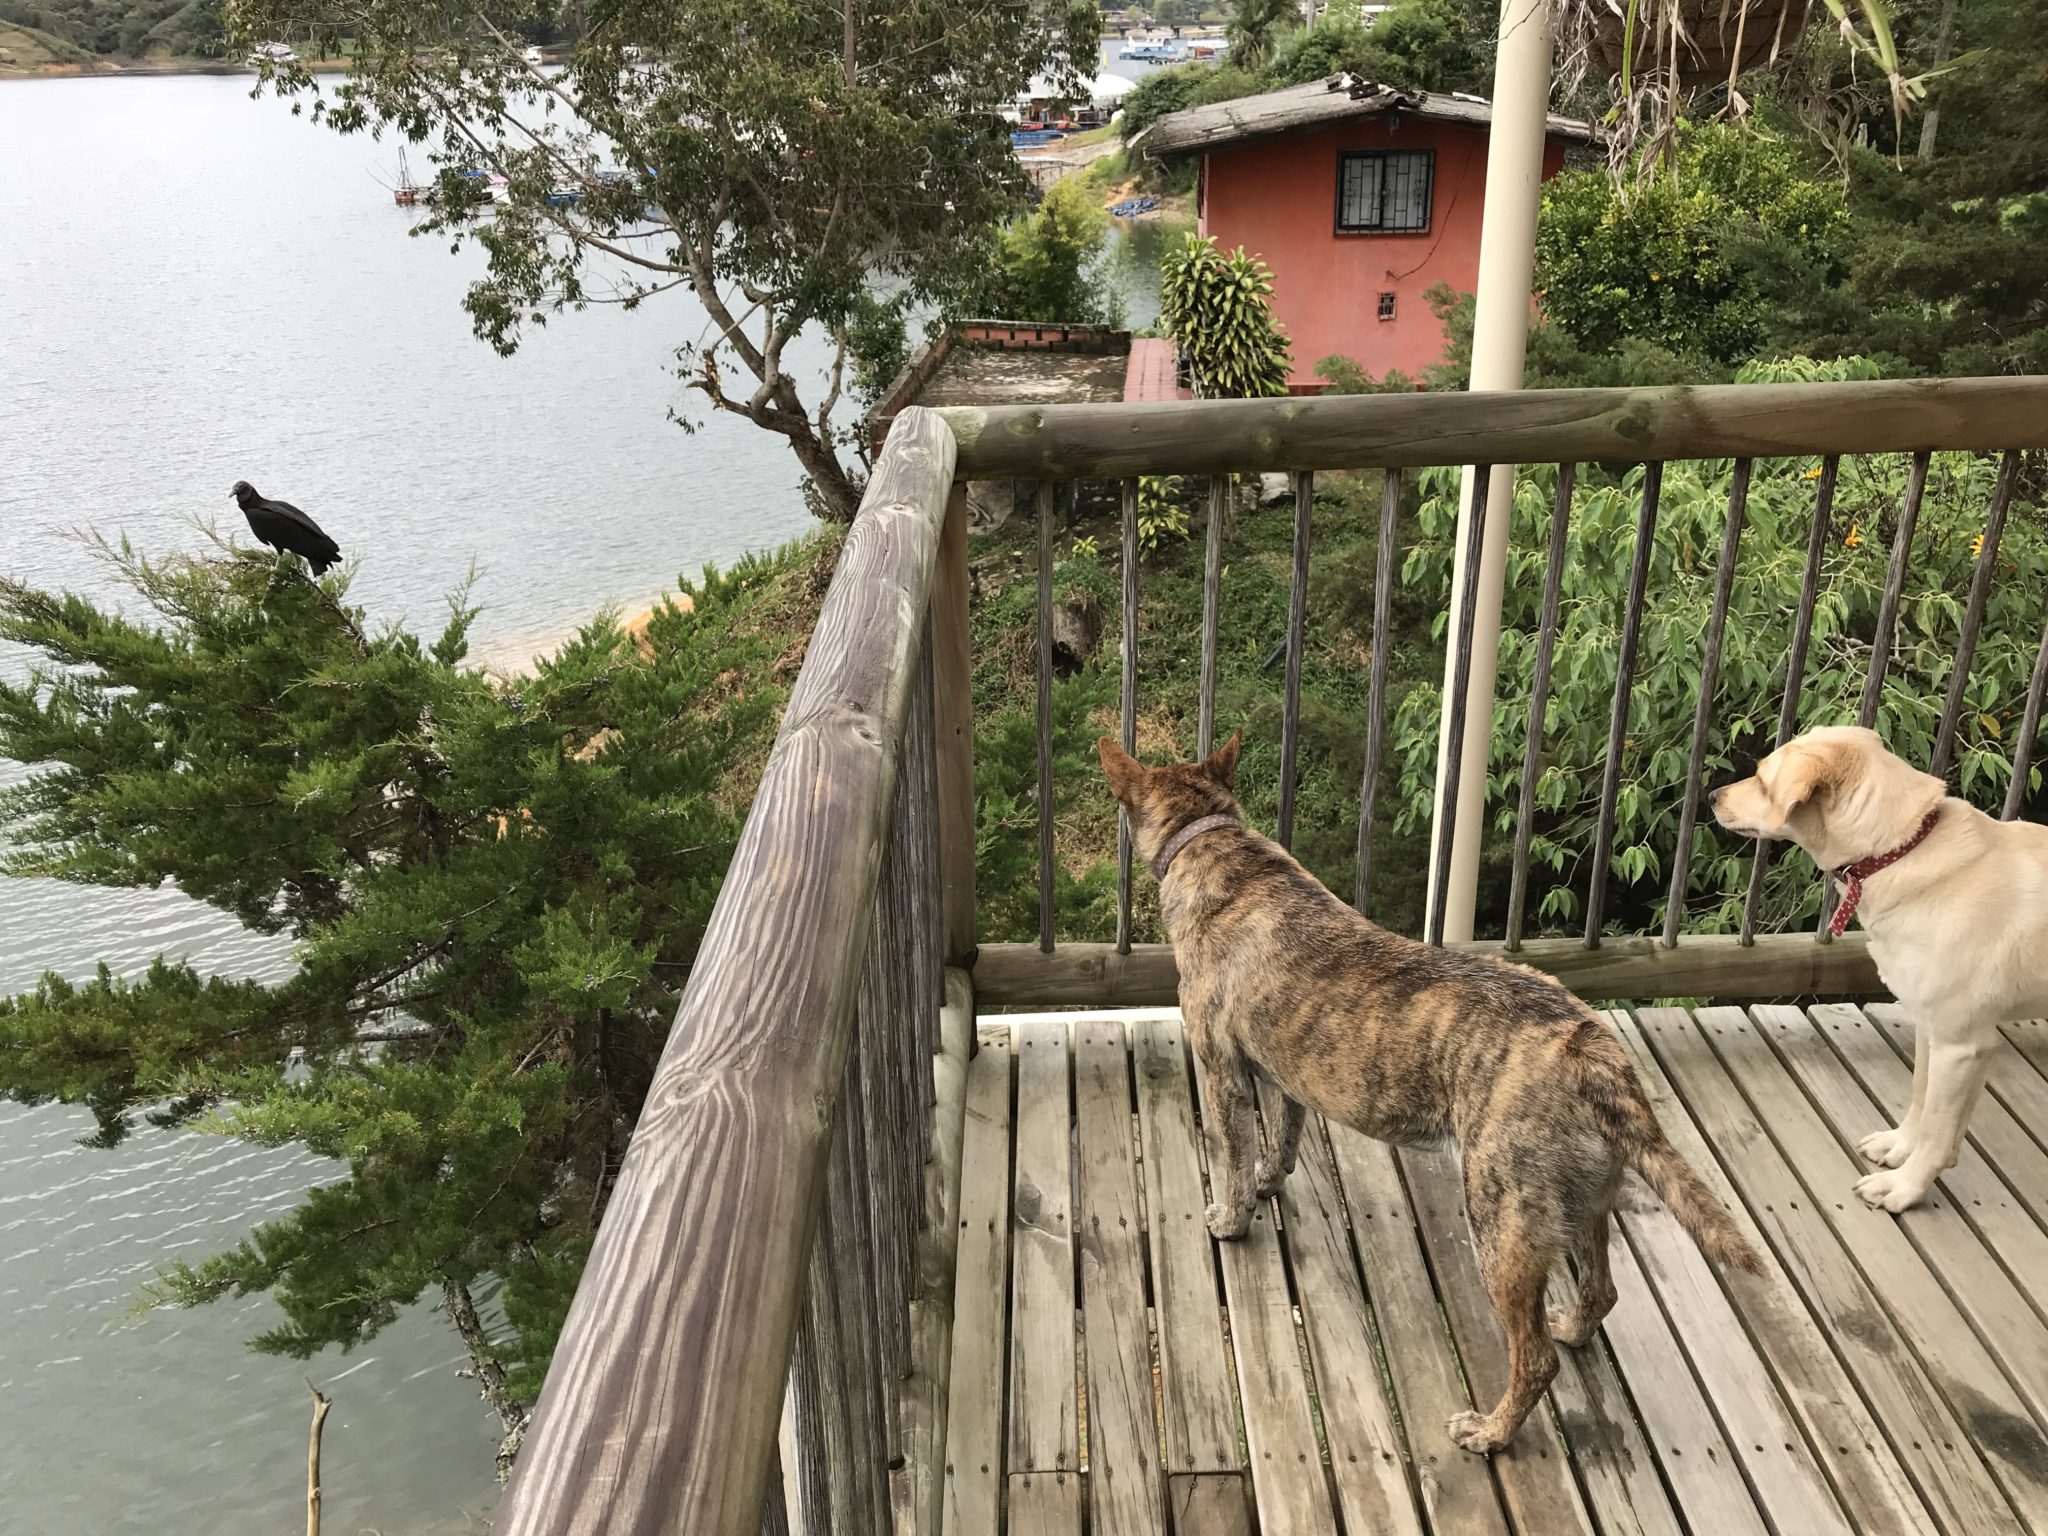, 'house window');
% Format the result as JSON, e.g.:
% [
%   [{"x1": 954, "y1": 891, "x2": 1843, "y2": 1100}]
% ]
[
  {"x1": 1336, "y1": 149, "x2": 1434, "y2": 233},
  {"x1": 1377, "y1": 291, "x2": 1397, "y2": 321}
]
